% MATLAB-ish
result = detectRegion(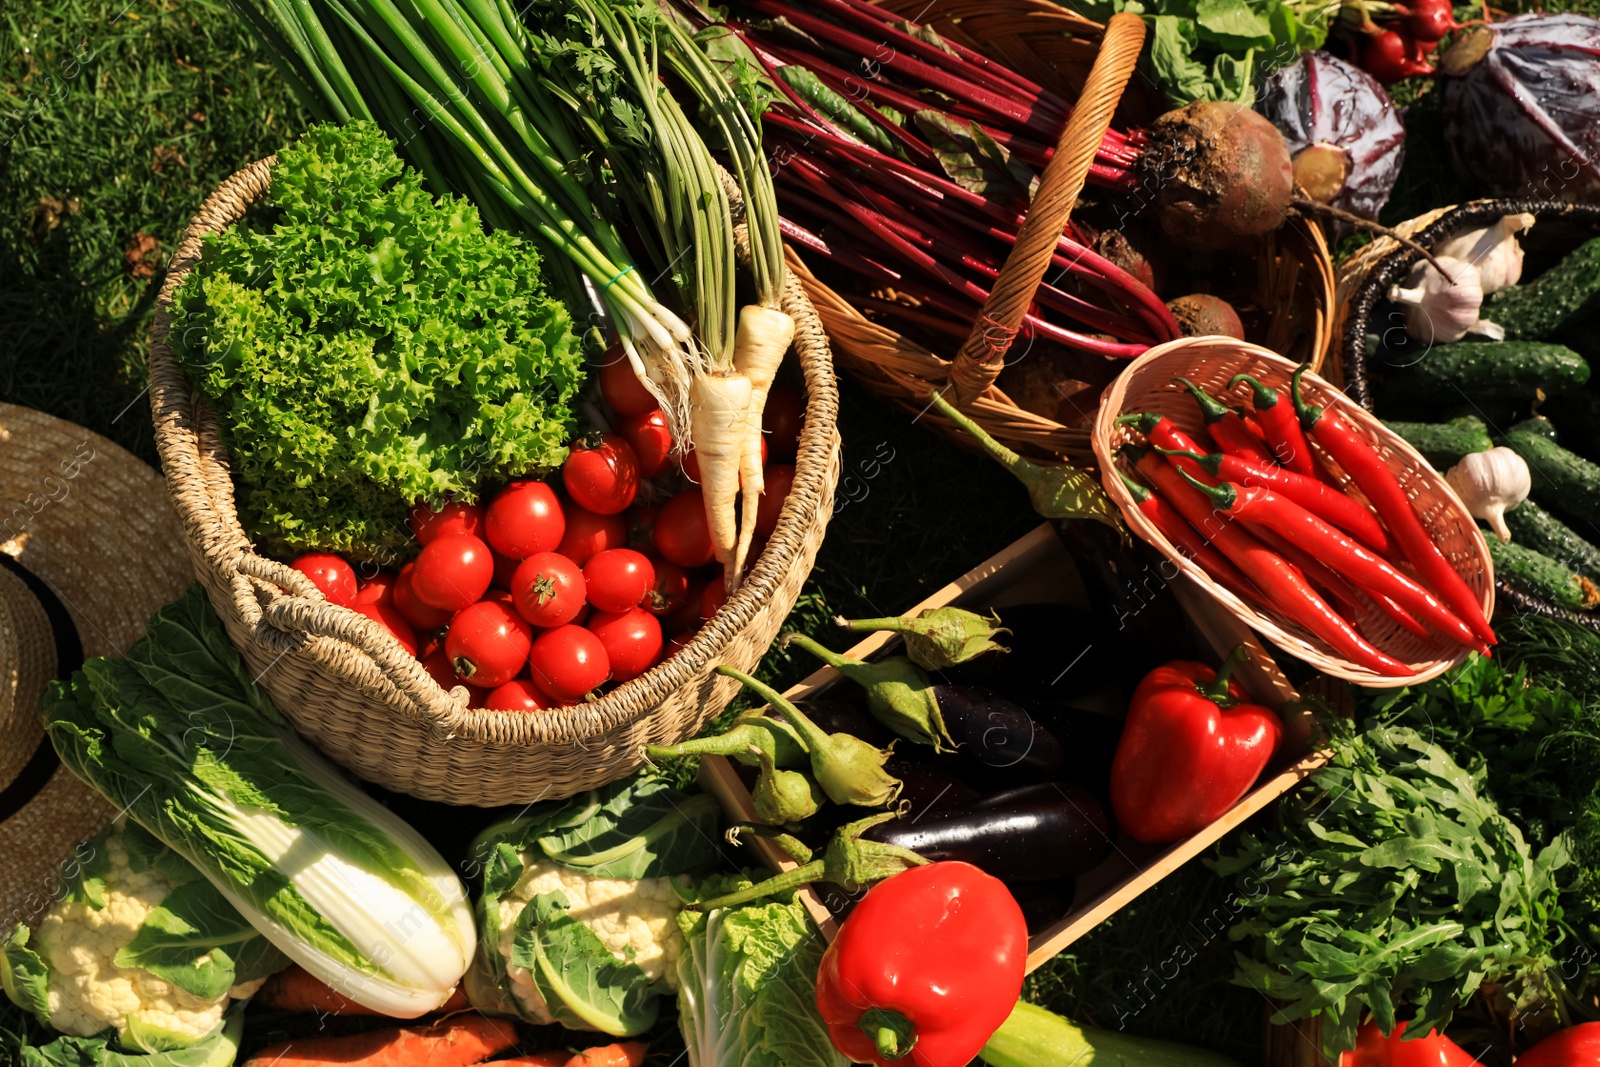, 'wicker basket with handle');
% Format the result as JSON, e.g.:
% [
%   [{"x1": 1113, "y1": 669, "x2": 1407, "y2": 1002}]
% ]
[
  {"x1": 795, "y1": 1, "x2": 1336, "y2": 466},
  {"x1": 1331, "y1": 199, "x2": 1600, "y2": 630},
  {"x1": 1093, "y1": 338, "x2": 1493, "y2": 686},
  {"x1": 147, "y1": 159, "x2": 841, "y2": 806}
]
